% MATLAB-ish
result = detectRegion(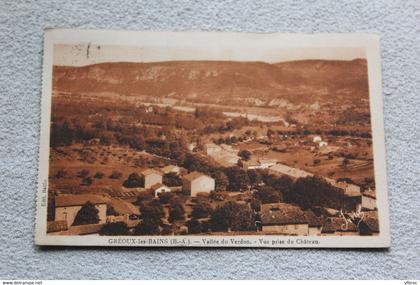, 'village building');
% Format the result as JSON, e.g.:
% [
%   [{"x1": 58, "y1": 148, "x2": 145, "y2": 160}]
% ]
[
  {"x1": 151, "y1": 183, "x2": 172, "y2": 198},
  {"x1": 268, "y1": 163, "x2": 313, "y2": 180},
  {"x1": 361, "y1": 189, "x2": 377, "y2": 210},
  {"x1": 54, "y1": 194, "x2": 108, "y2": 227},
  {"x1": 318, "y1": 141, "x2": 328, "y2": 147},
  {"x1": 141, "y1": 168, "x2": 163, "y2": 189},
  {"x1": 182, "y1": 171, "x2": 215, "y2": 197},
  {"x1": 313, "y1": 135, "x2": 322, "y2": 143},
  {"x1": 106, "y1": 198, "x2": 141, "y2": 227},
  {"x1": 321, "y1": 217, "x2": 358, "y2": 236},
  {"x1": 260, "y1": 203, "x2": 309, "y2": 235}
]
